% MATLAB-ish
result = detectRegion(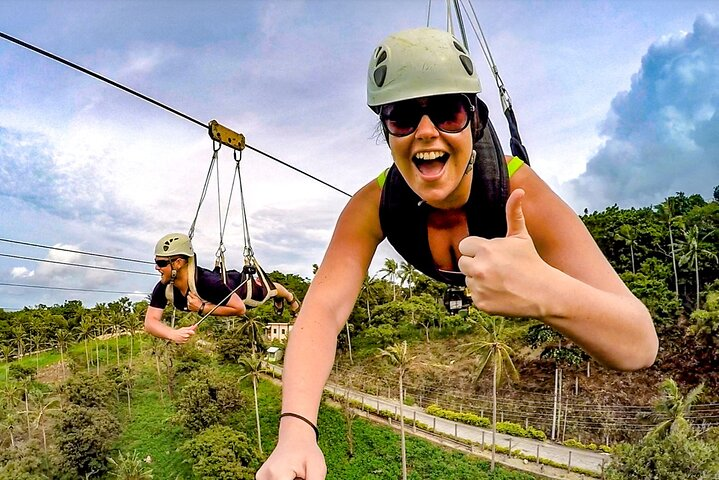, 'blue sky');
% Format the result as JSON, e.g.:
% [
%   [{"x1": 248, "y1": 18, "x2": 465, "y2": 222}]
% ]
[{"x1": 0, "y1": 0, "x2": 717, "y2": 311}]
